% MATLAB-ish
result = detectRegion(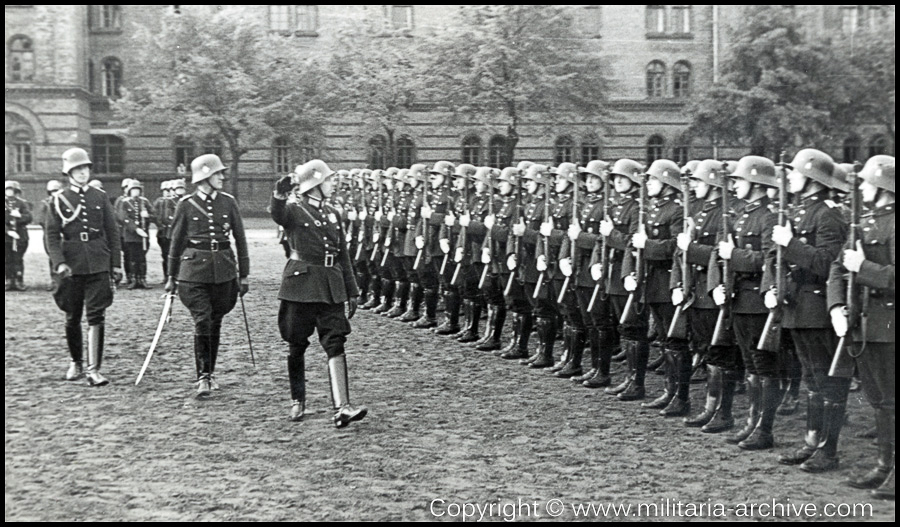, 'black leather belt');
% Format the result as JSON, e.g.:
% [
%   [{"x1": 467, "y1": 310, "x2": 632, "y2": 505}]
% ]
[
  {"x1": 188, "y1": 239, "x2": 230, "y2": 251},
  {"x1": 290, "y1": 250, "x2": 335, "y2": 267},
  {"x1": 64, "y1": 231, "x2": 102, "y2": 242}
]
